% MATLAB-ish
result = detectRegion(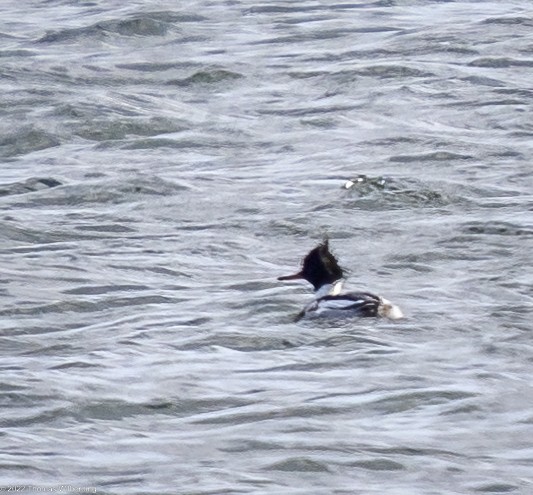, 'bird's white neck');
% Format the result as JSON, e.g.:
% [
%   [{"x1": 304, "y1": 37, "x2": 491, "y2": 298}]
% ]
[{"x1": 315, "y1": 280, "x2": 344, "y2": 299}]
